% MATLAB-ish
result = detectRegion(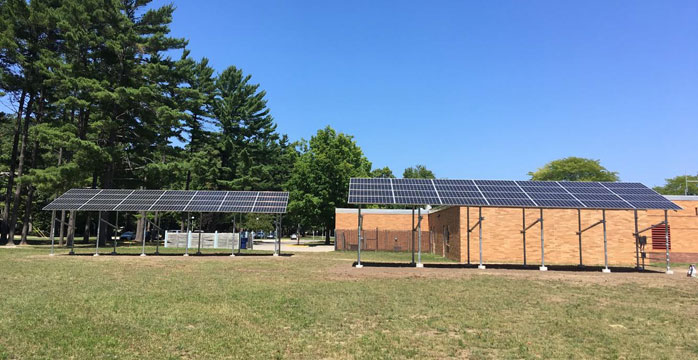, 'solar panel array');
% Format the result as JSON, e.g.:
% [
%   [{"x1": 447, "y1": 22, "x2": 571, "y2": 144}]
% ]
[
  {"x1": 348, "y1": 178, "x2": 681, "y2": 210},
  {"x1": 44, "y1": 189, "x2": 289, "y2": 213}
]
